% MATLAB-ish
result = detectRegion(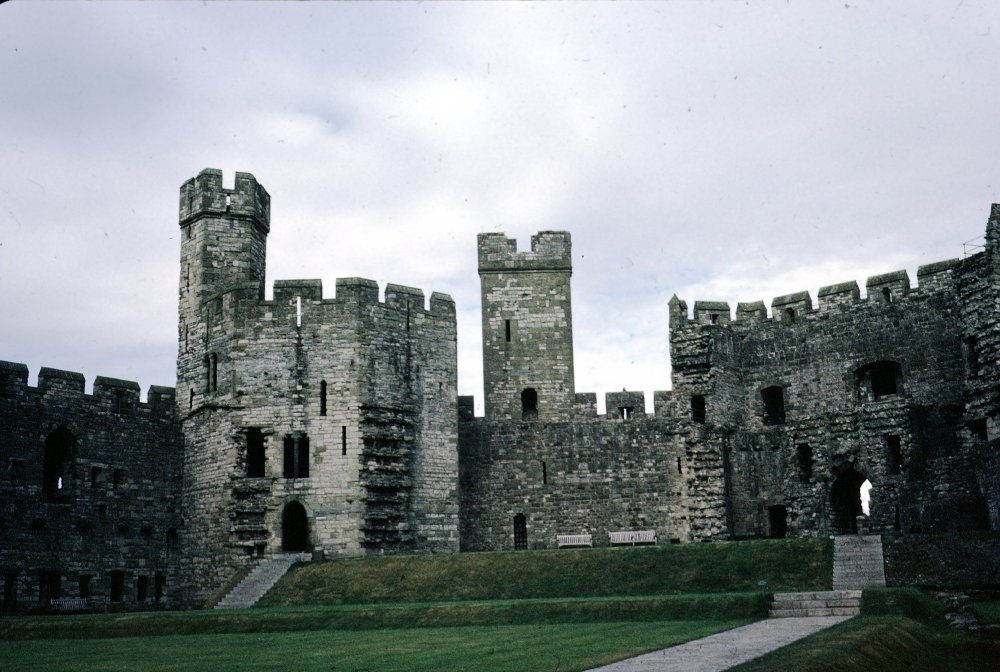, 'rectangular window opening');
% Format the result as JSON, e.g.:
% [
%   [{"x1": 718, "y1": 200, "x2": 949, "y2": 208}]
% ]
[
  {"x1": 886, "y1": 435, "x2": 902, "y2": 475},
  {"x1": 341, "y1": 426, "x2": 347, "y2": 456},
  {"x1": 505, "y1": 319, "x2": 511, "y2": 342},
  {"x1": 691, "y1": 395, "x2": 706, "y2": 424}
]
